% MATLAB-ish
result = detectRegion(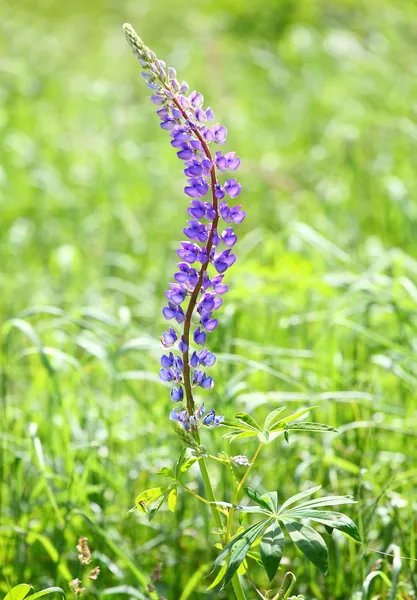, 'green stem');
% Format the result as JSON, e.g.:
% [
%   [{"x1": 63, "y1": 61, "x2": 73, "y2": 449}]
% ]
[
  {"x1": 226, "y1": 441, "x2": 264, "y2": 542},
  {"x1": 198, "y1": 456, "x2": 223, "y2": 531},
  {"x1": 197, "y1": 455, "x2": 247, "y2": 600},
  {"x1": 178, "y1": 480, "x2": 227, "y2": 515}
]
